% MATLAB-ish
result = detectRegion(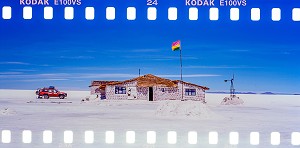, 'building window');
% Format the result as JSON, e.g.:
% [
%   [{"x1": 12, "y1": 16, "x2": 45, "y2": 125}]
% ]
[
  {"x1": 115, "y1": 86, "x2": 126, "y2": 94},
  {"x1": 185, "y1": 89, "x2": 196, "y2": 96}
]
